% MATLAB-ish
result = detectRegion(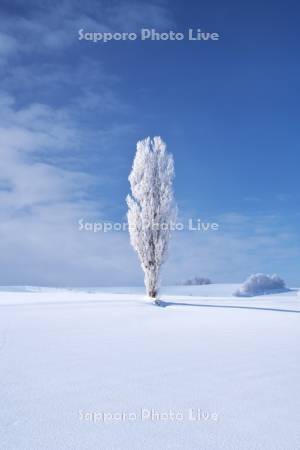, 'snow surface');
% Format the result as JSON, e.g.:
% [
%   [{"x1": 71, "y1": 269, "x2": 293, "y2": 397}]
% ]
[{"x1": 0, "y1": 284, "x2": 299, "y2": 450}]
